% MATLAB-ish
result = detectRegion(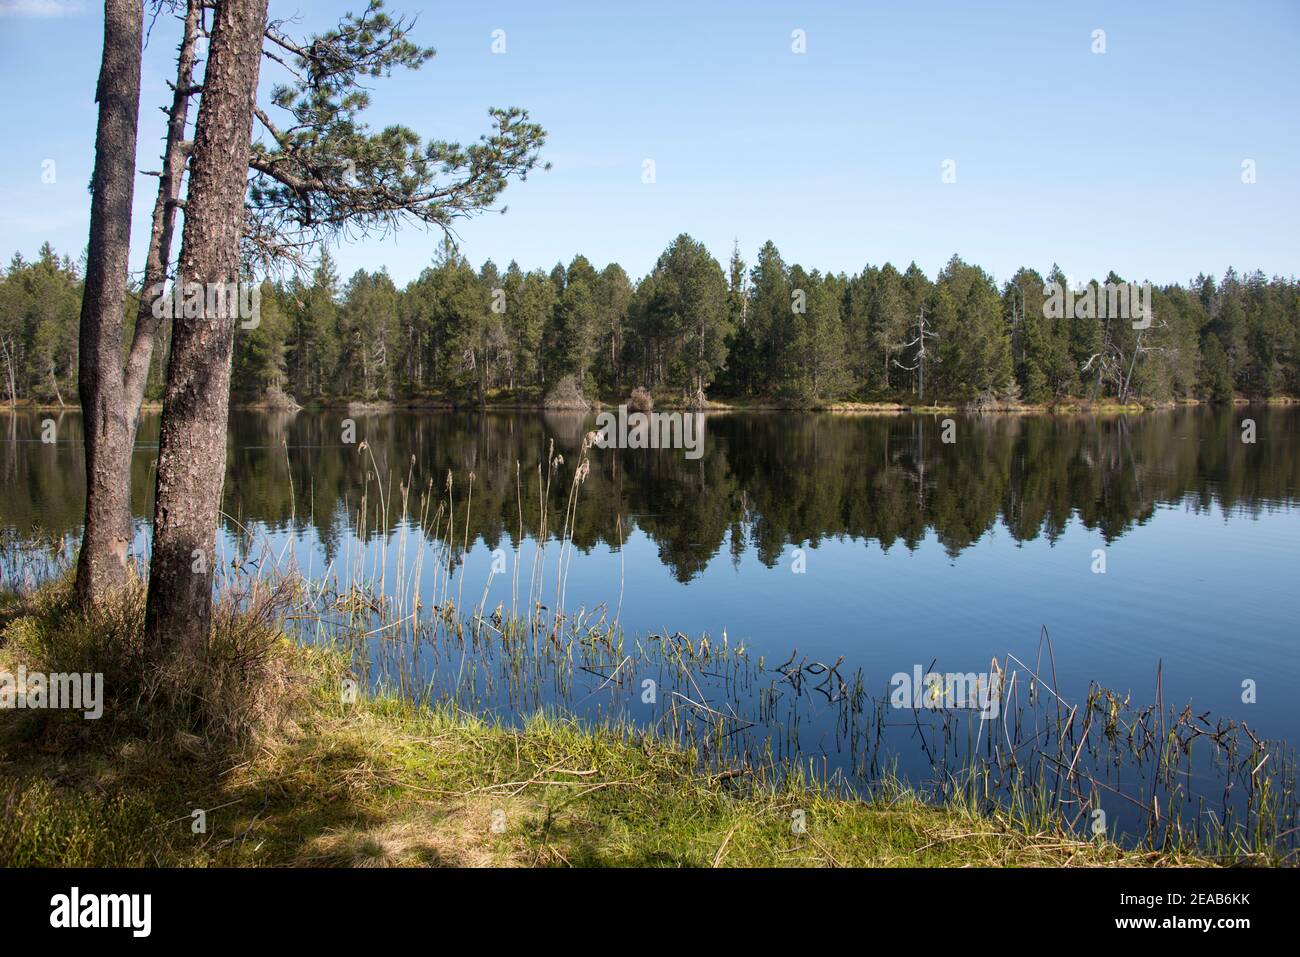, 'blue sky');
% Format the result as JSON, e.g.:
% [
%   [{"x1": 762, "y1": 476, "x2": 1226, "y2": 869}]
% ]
[{"x1": 1, "y1": 0, "x2": 1297, "y2": 287}]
